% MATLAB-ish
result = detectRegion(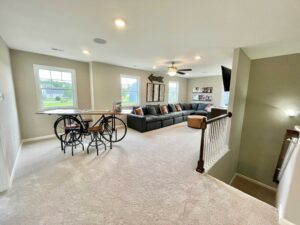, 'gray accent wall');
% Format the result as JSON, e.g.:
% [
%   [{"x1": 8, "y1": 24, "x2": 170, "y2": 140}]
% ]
[
  {"x1": 238, "y1": 53, "x2": 300, "y2": 188},
  {"x1": 0, "y1": 37, "x2": 21, "y2": 192},
  {"x1": 10, "y1": 50, "x2": 91, "y2": 140},
  {"x1": 187, "y1": 76, "x2": 224, "y2": 107}
]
